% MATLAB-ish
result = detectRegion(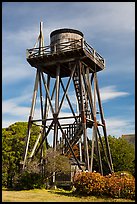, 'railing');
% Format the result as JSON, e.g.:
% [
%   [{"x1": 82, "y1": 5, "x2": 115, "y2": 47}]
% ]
[
  {"x1": 84, "y1": 41, "x2": 105, "y2": 65},
  {"x1": 26, "y1": 38, "x2": 105, "y2": 67}
]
